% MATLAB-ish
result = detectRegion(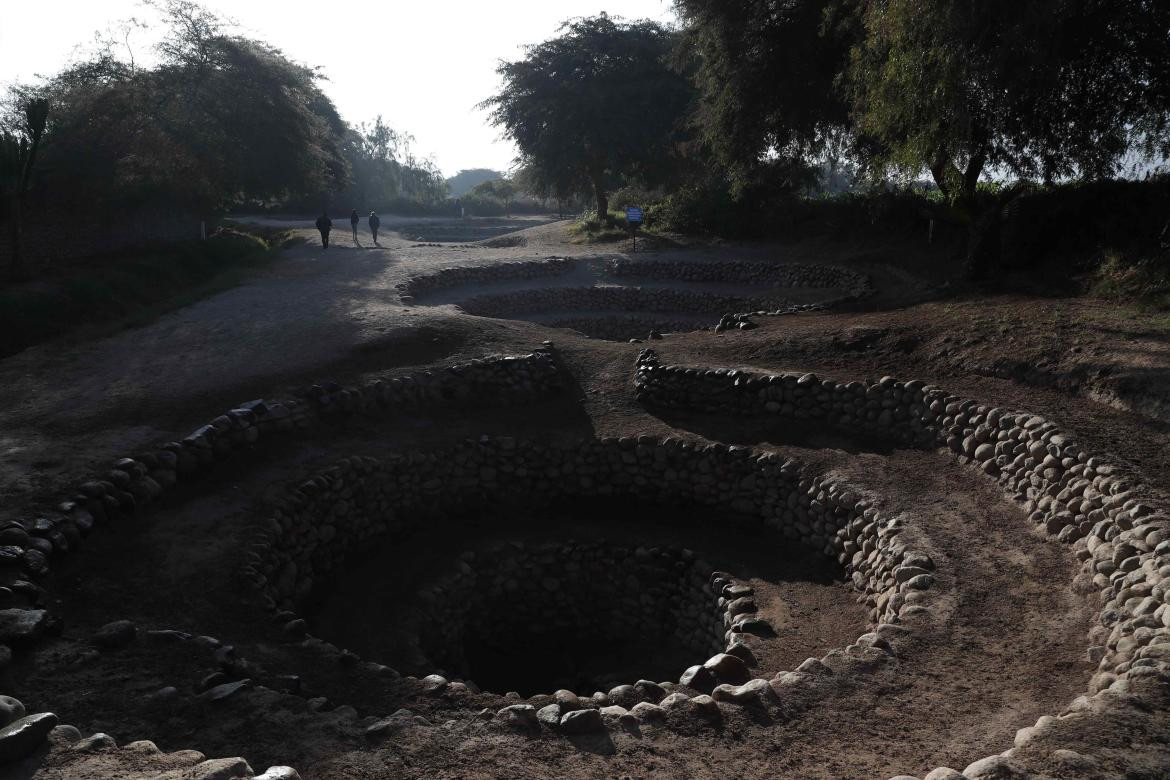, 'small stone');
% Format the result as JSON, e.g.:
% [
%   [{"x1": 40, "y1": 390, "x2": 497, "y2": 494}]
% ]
[
  {"x1": 690, "y1": 694, "x2": 720, "y2": 719},
  {"x1": 71, "y1": 733, "x2": 117, "y2": 751},
  {"x1": 0, "y1": 712, "x2": 59, "y2": 763},
  {"x1": 598, "y1": 705, "x2": 628, "y2": 719},
  {"x1": 659, "y1": 692, "x2": 691, "y2": 710},
  {"x1": 703, "y1": 653, "x2": 750, "y2": 684},
  {"x1": 0, "y1": 696, "x2": 25, "y2": 728},
  {"x1": 537, "y1": 704, "x2": 561, "y2": 729},
  {"x1": 904, "y1": 574, "x2": 935, "y2": 590},
  {"x1": 48, "y1": 724, "x2": 82, "y2": 746},
  {"x1": 559, "y1": 708, "x2": 603, "y2": 734},
  {"x1": 923, "y1": 770, "x2": 966, "y2": 780},
  {"x1": 421, "y1": 674, "x2": 448, "y2": 694},
  {"x1": 710, "y1": 678, "x2": 773, "y2": 707},
  {"x1": 962, "y1": 755, "x2": 1032, "y2": 779},
  {"x1": 679, "y1": 664, "x2": 717, "y2": 692},
  {"x1": 92, "y1": 620, "x2": 136, "y2": 649},
  {"x1": 255, "y1": 768, "x2": 301, "y2": 780},
  {"x1": 496, "y1": 704, "x2": 538, "y2": 731},
  {"x1": 630, "y1": 702, "x2": 666, "y2": 722},
  {"x1": 633, "y1": 679, "x2": 666, "y2": 703},
  {"x1": 725, "y1": 642, "x2": 758, "y2": 667}
]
